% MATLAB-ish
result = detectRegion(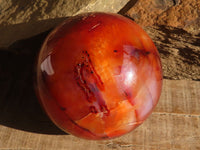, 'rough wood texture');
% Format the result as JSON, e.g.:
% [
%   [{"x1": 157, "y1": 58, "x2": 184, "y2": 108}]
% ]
[
  {"x1": 0, "y1": 0, "x2": 200, "y2": 149},
  {"x1": 144, "y1": 26, "x2": 200, "y2": 81},
  {"x1": 0, "y1": 24, "x2": 199, "y2": 150},
  {"x1": 0, "y1": 80, "x2": 199, "y2": 150}
]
